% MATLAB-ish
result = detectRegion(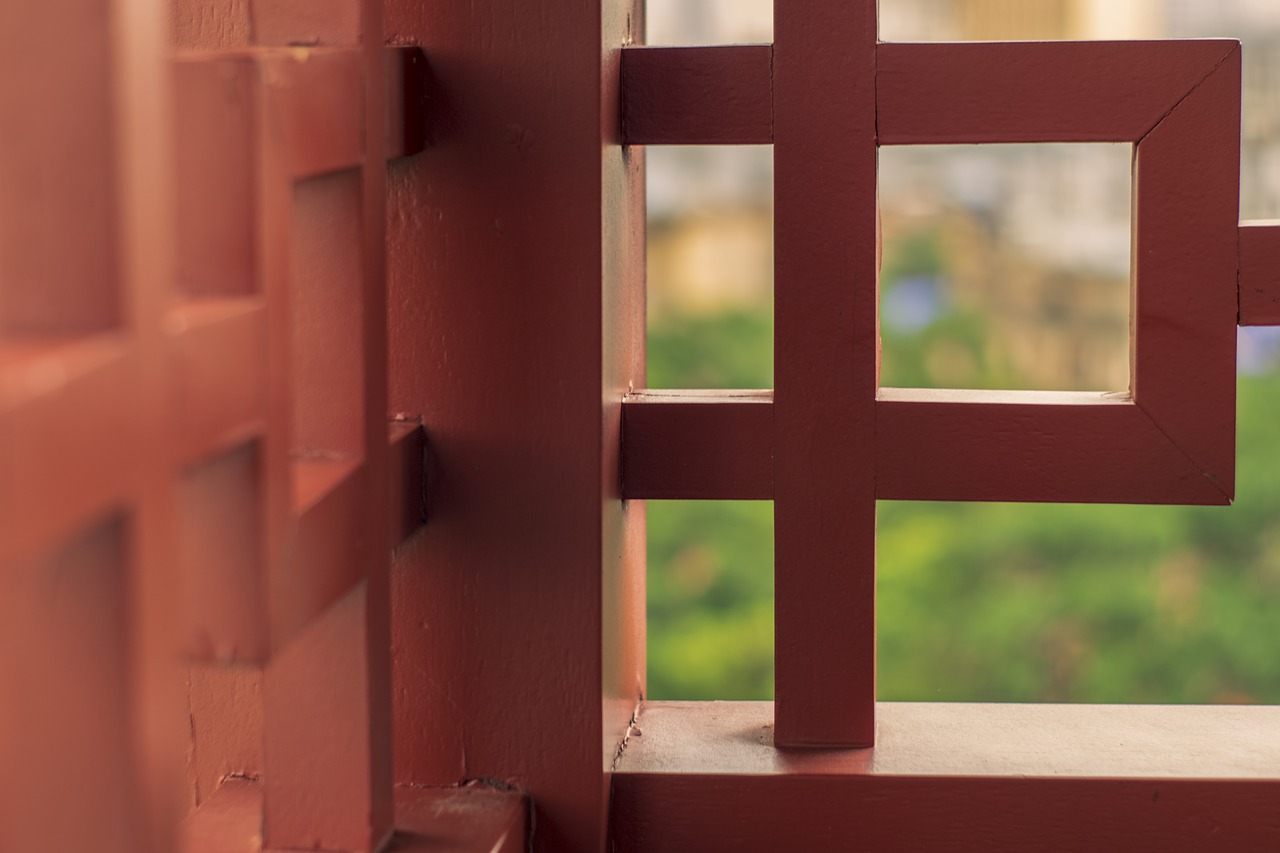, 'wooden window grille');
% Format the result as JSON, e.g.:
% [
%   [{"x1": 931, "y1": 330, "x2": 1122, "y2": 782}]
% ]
[{"x1": 2, "y1": 0, "x2": 1279, "y2": 850}]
